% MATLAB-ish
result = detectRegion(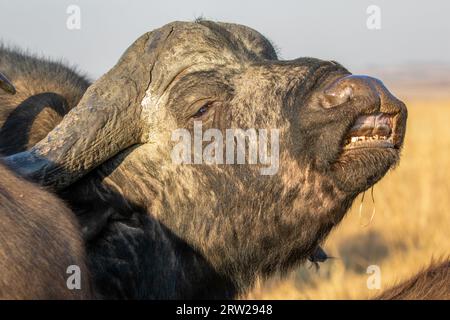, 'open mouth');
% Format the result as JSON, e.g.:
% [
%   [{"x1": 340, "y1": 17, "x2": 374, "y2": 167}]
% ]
[{"x1": 343, "y1": 113, "x2": 395, "y2": 150}]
